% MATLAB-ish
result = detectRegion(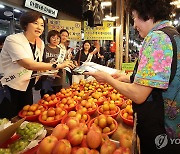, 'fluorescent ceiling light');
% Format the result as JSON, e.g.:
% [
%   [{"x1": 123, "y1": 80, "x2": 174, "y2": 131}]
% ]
[
  {"x1": 4, "y1": 11, "x2": 13, "y2": 16},
  {"x1": 101, "y1": 2, "x2": 112, "y2": 7},
  {"x1": 105, "y1": 15, "x2": 119, "y2": 19},
  {"x1": 103, "y1": 17, "x2": 115, "y2": 21},
  {"x1": 13, "y1": 9, "x2": 21, "y2": 13},
  {"x1": 173, "y1": 20, "x2": 178, "y2": 25},
  {"x1": 111, "y1": 25, "x2": 121, "y2": 29},
  {"x1": 170, "y1": 0, "x2": 180, "y2": 8},
  {"x1": 172, "y1": 13, "x2": 176, "y2": 17},
  {"x1": 103, "y1": 15, "x2": 119, "y2": 21},
  {"x1": 170, "y1": 0, "x2": 180, "y2": 5},
  {"x1": 0, "y1": 4, "x2": 5, "y2": 9}
]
